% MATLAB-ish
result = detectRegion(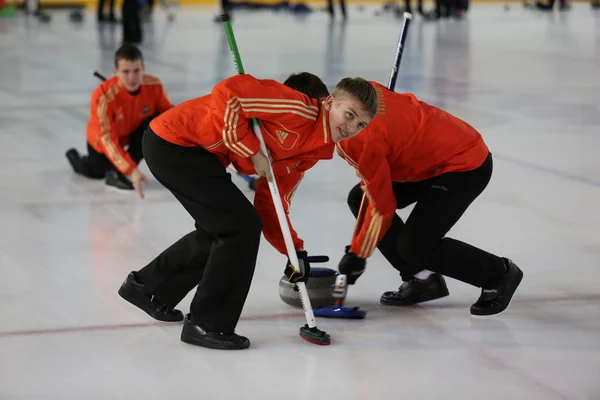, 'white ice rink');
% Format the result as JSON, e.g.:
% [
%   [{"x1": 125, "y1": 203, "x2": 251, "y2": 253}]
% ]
[{"x1": 0, "y1": 4, "x2": 599, "y2": 399}]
